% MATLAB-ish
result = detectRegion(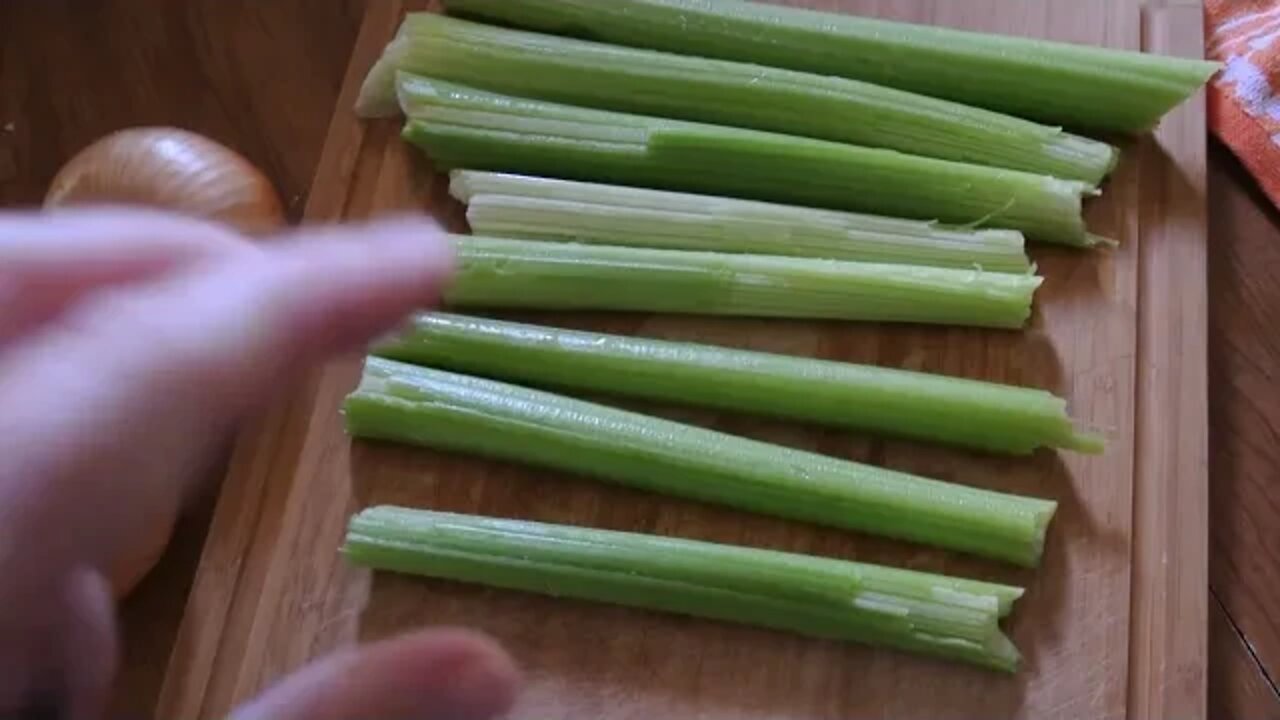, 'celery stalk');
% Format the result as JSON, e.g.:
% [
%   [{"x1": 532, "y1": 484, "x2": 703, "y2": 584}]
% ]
[
  {"x1": 345, "y1": 506, "x2": 1024, "y2": 671},
  {"x1": 374, "y1": 312, "x2": 1102, "y2": 454},
  {"x1": 344, "y1": 358, "x2": 1058, "y2": 566},
  {"x1": 358, "y1": 14, "x2": 1117, "y2": 184},
  {"x1": 449, "y1": 171, "x2": 1030, "y2": 272},
  {"x1": 442, "y1": 0, "x2": 1220, "y2": 134},
  {"x1": 398, "y1": 74, "x2": 1099, "y2": 246},
  {"x1": 446, "y1": 235, "x2": 1040, "y2": 329}
]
